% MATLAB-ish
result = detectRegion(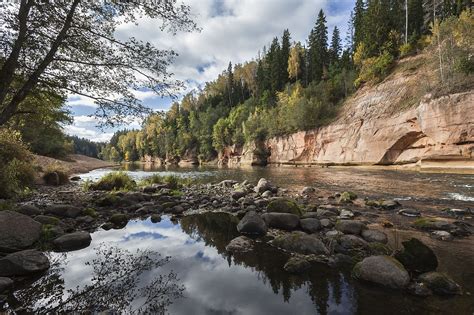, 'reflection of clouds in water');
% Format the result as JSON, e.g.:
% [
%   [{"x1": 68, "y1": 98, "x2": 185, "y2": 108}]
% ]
[{"x1": 43, "y1": 217, "x2": 356, "y2": 315}]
